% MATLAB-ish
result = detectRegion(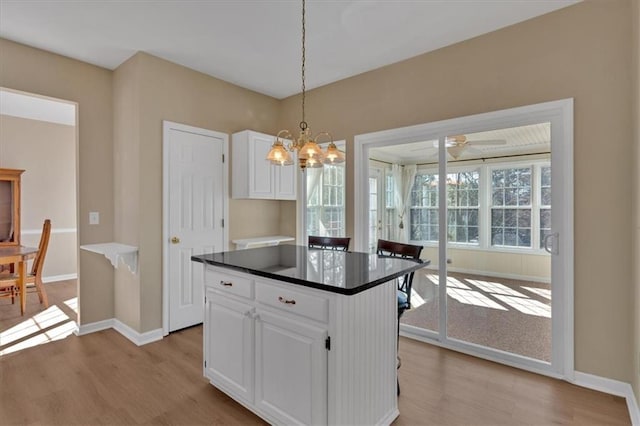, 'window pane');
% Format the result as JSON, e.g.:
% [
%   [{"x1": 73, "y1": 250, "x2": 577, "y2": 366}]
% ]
[
  {"x1": 504, "y1": 209, "x2": 517, "y2": 227},
  {"x1": 517, "y1": 209, "x2": 531, "y2": 227},
  {"x1": 518, "y1": 229, "x2": 531, "y2": 247},
  {"x1": 492, "y1": 189, "x2": 504, "y2": 205},
  {"x1": 491, "y1": 209, "x2": 503, "y2": 227},
  {"x1": 491, "y1": 228, "x2": 503, "y2": 245}
]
